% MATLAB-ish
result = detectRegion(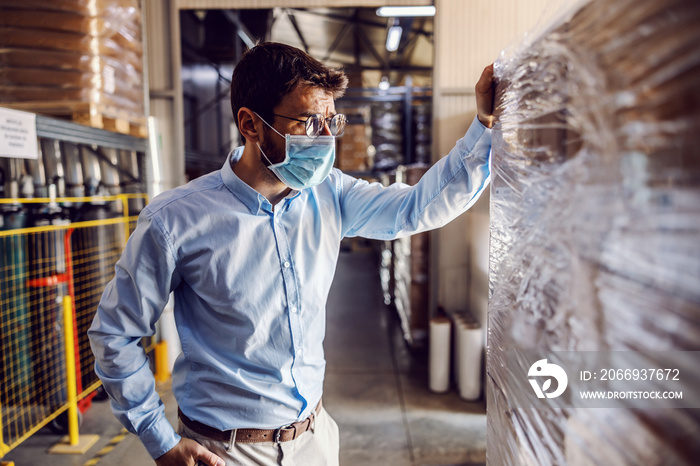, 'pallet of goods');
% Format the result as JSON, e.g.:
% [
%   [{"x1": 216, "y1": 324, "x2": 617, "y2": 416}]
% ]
[
  {"x1": 0, "y1": 0, "x2": 146, "y2": 137},
  {"x1": 487, "y1": 0, "x2": 700, "y2": 464}
]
